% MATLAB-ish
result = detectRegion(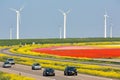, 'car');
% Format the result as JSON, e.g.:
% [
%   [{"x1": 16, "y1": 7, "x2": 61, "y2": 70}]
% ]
[
  {"x1": 6, "y1": 58, "x2": 15, "y2": 65},
  {"x1": 43, "y1": 68, "x2": 55, "y2": 76},
  {"x1": 32, "y1": 63, "x2": 42, "y2": 70},
  {"x1": 64, "y1": 66, "x2": 77, "y2": 76},
  {"x1": 3, "y1": 61, "x2": 12, "y2": 68}
]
